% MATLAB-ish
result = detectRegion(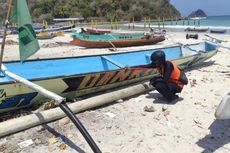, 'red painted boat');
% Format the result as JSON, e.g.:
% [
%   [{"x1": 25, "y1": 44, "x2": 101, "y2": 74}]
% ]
[{"x1": 70, "y1": 35, "x2": 165, "y2": 48}]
